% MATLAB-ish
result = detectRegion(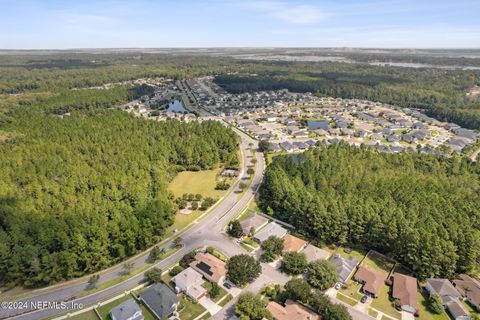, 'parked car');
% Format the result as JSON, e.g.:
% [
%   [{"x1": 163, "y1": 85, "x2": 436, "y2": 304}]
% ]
[
  {"x1": 224, "y1": 282, "x2": 232, "y2": 289},
  {"x1": 334, "y1": 283, "x2": 342, "y2": 290},
  {"x1": 360, "y1": 295, "x2": 368, "y2": 303}
]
